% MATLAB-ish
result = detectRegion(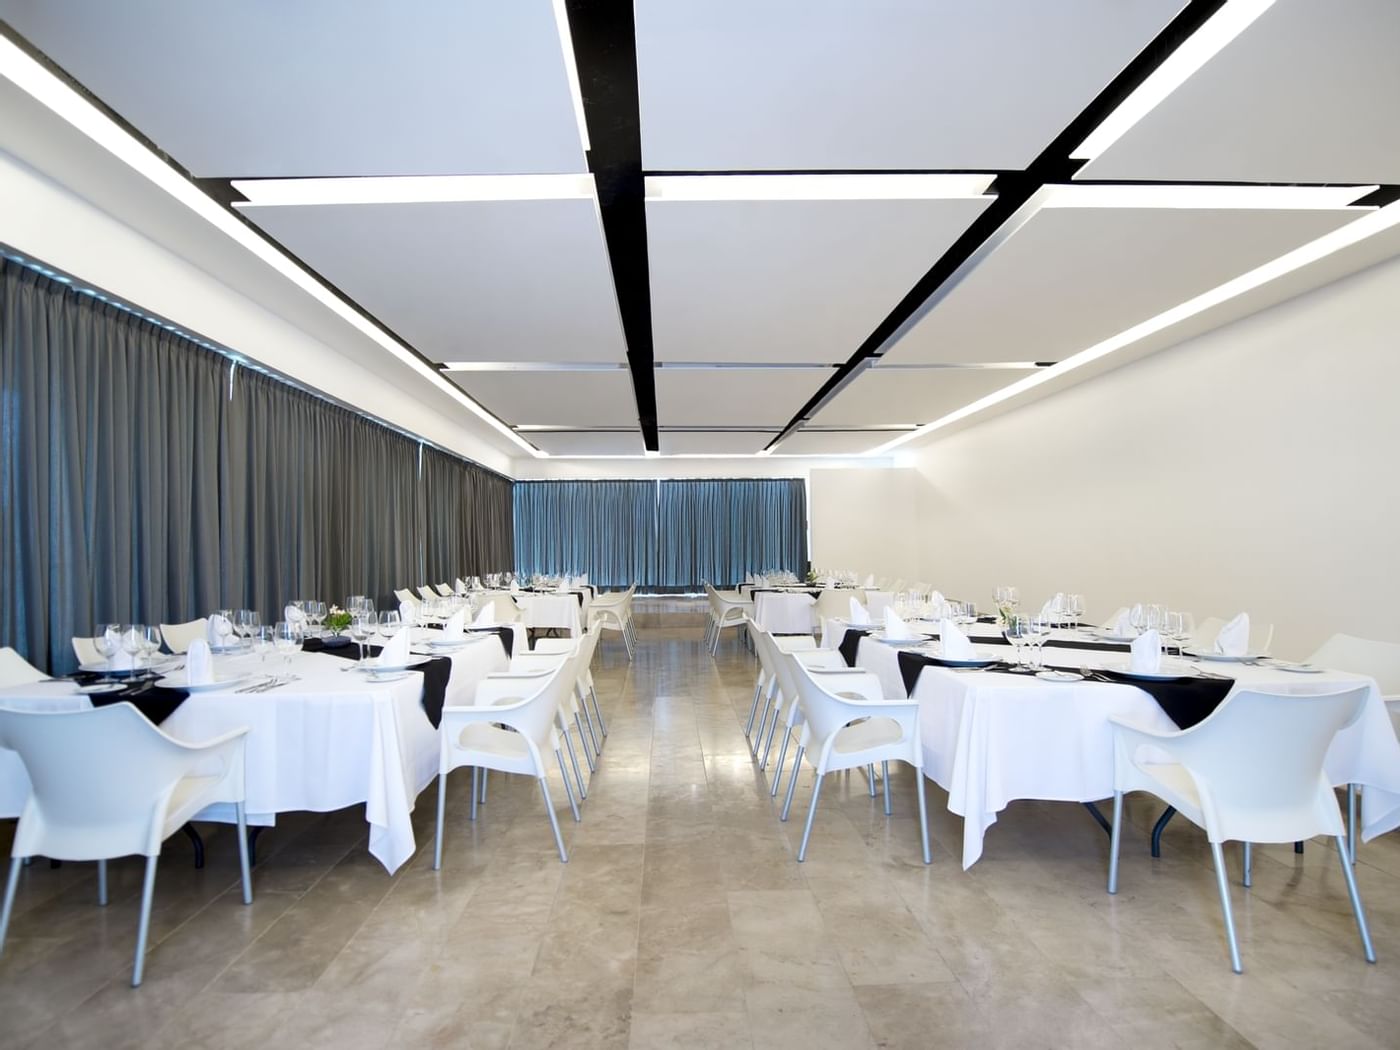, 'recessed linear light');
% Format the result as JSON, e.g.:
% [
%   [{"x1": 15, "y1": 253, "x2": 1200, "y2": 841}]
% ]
[
  {"x1": 869, "y1": 198, "x2": 1400, "y2": 457},
  {"x1": 439, "y1": 362, "x2": 628, "y2": 372},
  {"x1": 550, "y1": 0, "x2": 590, "y2": 154},
  {"x1": 231, "y1": 173, "x2": 596, "y2": 207},
  {"x1": 0, "y1": 36, "x2": 543, "y2": 458},
  {"x1": 1071, "y1": 0, "x2": 1277, "y2": 162},
  {"x1": 645, "y1": 173, "x2": 996, "y2": 203},
  {"x1": 1044, "y1": 183, "x2": 1377, "y2": 211}
]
